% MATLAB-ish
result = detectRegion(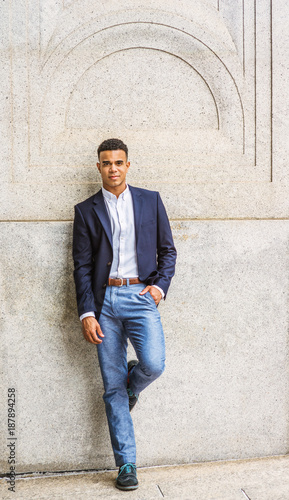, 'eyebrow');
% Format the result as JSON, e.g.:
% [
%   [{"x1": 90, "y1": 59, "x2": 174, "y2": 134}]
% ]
[{"x1": 102, "y1": 160, "x2": 124, "y2": 164}]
